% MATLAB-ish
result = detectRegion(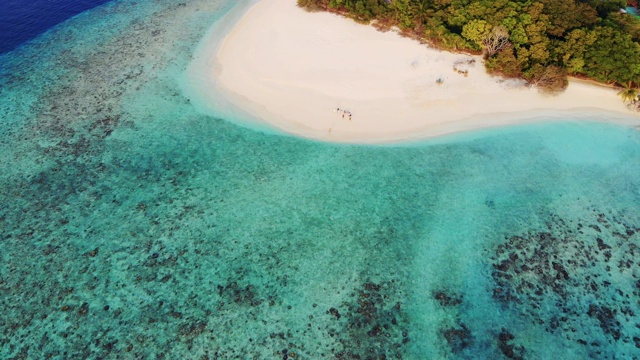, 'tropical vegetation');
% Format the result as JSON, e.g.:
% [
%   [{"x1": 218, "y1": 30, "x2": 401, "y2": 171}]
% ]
[{"x1": 298, "y1": 0, "x2": 640, "y2": 97}]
